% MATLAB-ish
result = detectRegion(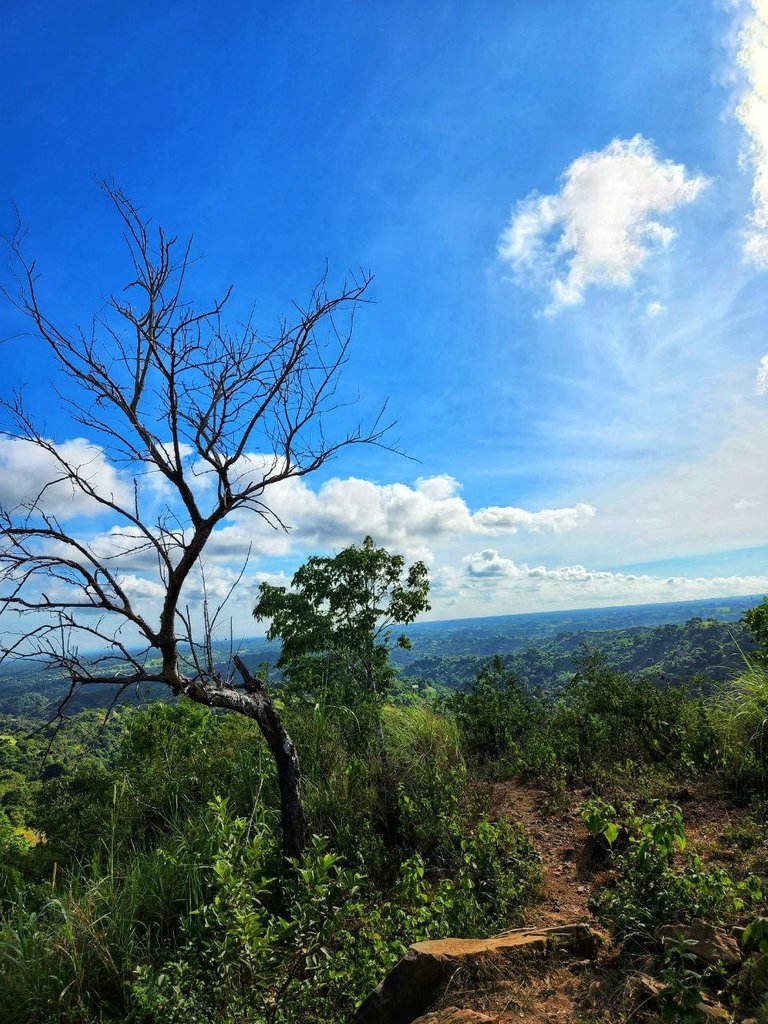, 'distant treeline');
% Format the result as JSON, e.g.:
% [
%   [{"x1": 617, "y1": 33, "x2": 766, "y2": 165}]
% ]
[{"x1": 395, "y1": 616, "x2": 753, "y2": 692}]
